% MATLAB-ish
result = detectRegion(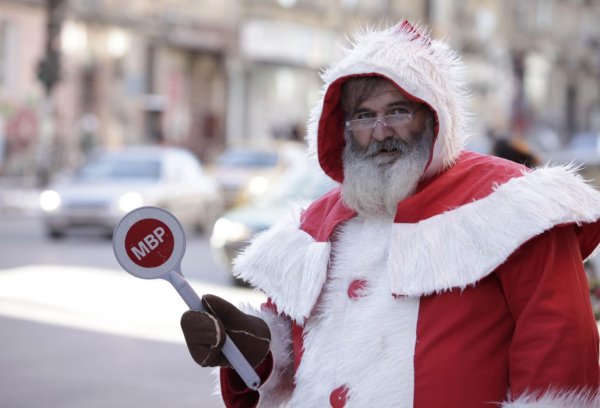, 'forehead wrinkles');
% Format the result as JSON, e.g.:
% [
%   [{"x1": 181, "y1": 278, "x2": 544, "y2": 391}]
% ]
[
  {"x1": 341, "y1": 77, "x2": 396, "y2": 116},
  {"x1": 358, "y1": 89, "x2": 409, "y2": 111}
]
